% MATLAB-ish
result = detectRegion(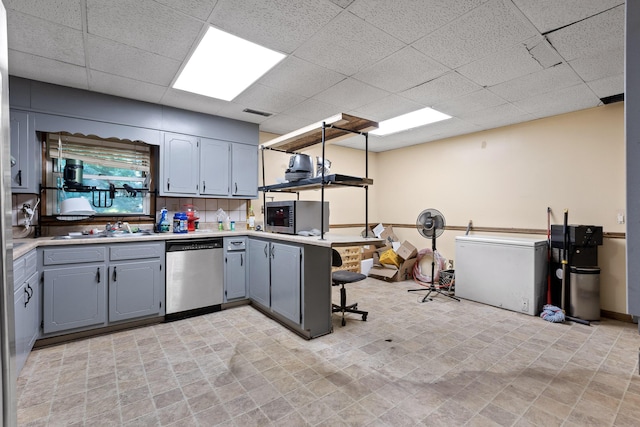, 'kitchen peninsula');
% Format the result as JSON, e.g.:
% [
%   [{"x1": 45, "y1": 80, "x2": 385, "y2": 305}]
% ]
[{"x1": 13, "y1": 230, "x2": 382, "y2": 358}]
